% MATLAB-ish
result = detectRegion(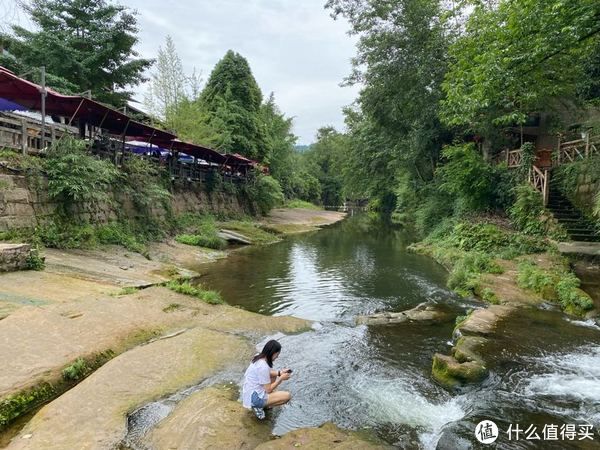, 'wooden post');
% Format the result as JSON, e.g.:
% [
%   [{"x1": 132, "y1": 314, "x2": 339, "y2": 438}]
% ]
[
  {"x1": 50, "y1": 125, "x2": 56, "y2": 146},
  {"x1": 543, "y1": 169, "x2": 550, "y2": 206},
  {"x1": 557, "y1": 135, "x2": 562, "y2": 166},
  {"x1": 585, "y1": 132, "x2": 590, "y2": 159},
  {"x1": 20, "y1": 119, "x2": 26, "y2": 154}
]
